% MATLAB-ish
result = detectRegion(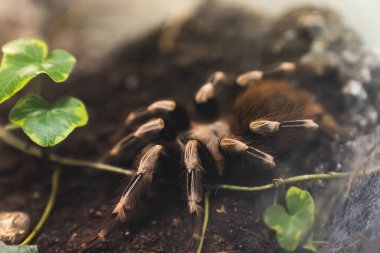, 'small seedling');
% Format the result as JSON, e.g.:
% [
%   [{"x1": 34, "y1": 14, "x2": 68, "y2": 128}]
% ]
[
  {"x1": 0, "y1": 38, "x2": 88, "y2": 147},
  {"x1": 263, "y1": 186, "x2": 316, "y2": 252},
  {"x1": 0, "y1": 38, "x2": 86, "y2": 250}
]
